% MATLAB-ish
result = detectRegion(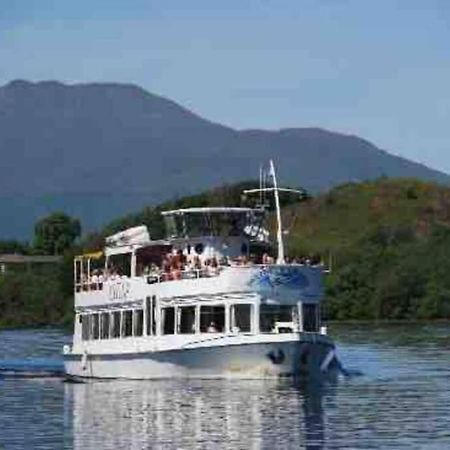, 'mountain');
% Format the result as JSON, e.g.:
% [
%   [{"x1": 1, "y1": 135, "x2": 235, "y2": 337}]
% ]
[{"x1": 1, "y1": 79, "x2": 449, "y2": 239}]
